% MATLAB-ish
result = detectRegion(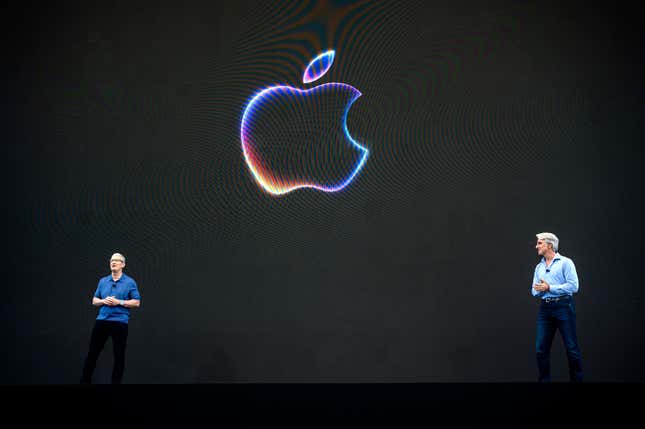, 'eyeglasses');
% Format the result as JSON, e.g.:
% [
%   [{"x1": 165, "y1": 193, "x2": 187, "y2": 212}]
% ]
[{"x1": 110, "y1": 259, "x2": 124, "y2": 263}]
